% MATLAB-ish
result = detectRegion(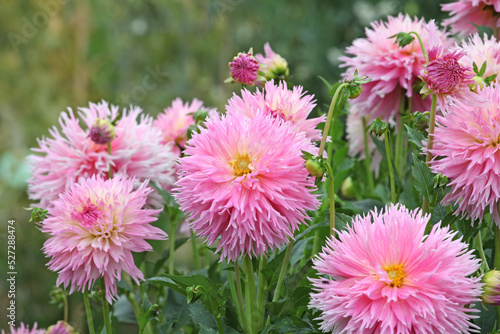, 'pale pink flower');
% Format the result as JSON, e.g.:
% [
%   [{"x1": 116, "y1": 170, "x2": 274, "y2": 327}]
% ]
[
  {"x1": 229, "y1": 51, "x2": 260, "y2": 86},
  {"x1": 429, "y1": 86, "x2": 500, "y2": 226},
  {"x1": 1, "y1": 323, "x2": 45, "y2": 334},
  {"x1": 154, "y1": 98, "x2": 216, "y2": 155},
  {"x1": 174, "y1": 110, "x2": 320, "y2": 261},
  {"x1": 309, "y1": 204, "x2": 482, "y2": 334},
  {"x1": 28, "y1": 101, "x2": 176, "y2": 209},
  {"x1": 442, "y1": 0, "x2": 500, "y2": 37},
  {"x1": 255, "y1": 42, "x2": 289, "y2": 82},
  {"x1": 43, "y1": 175, "x2": 166, "y2": 303},
  {"x1": 340, "y1": 14, "x2": 451, "y2": 121},
  {"x1": 226, "y1": 80, "x2": 324, "y2": 143}
]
